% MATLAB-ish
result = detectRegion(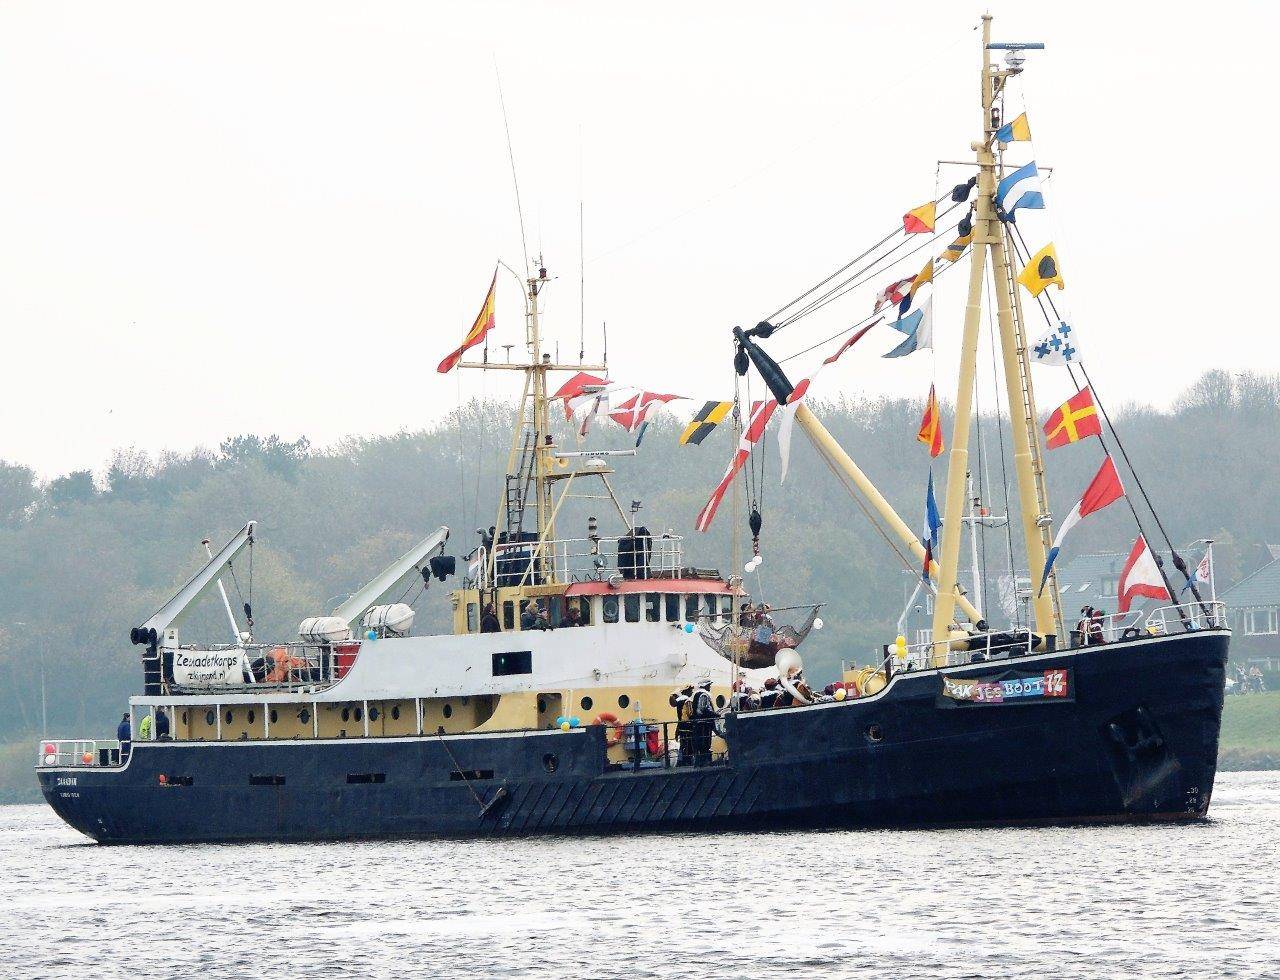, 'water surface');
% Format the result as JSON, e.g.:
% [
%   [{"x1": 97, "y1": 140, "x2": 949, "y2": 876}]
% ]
[{"x1": 3, "y1": 771, "x2": 1278, "y2": 978}]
